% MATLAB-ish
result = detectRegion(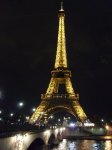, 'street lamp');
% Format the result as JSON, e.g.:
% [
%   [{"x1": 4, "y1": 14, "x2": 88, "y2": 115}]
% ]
[
  {"x1": 0, "y1": 110, "x2": 2, "y2": 114},
  {"x1": 17, "y1": 119, "x2": 21, "y2": 122},
  {"x1": 50, "y1": 115, "x2": 53, "y2": 119},
  {"x1": 101, "y1": 119, "x2": 104, "y2": 122},
  {"x1": 10, "y1": 113, "x2": 14, "y2": 117},
  {"x1": 32, "y1": 108, "x2": 36, "y2": 112},
  {"x1": 17, "y1": 102, "x2": 24, "y2": 124},
  {"x1": 18, "y1": 102, "x2": 24, "y2": 107}
]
